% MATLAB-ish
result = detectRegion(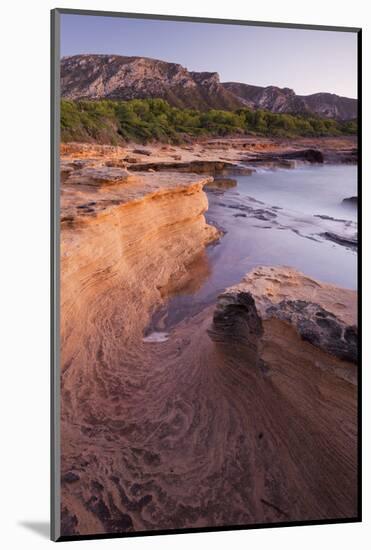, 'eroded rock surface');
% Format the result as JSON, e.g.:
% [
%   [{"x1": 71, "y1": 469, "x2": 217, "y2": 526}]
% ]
[
  {"x1": 66, "y1": 166, "x2": 132, "y2": 186},
  {"x1": 59, "y1": 147, "x2": 358, "y2": 537},
  {"x1": 212, "y1": 266, "x2": 357, "y2": 376}
]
